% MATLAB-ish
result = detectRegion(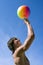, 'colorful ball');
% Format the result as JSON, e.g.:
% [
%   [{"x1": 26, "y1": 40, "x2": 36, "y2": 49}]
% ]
[{"x1": 17, "y1": 5, "x2": 30, "y2": 19}]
